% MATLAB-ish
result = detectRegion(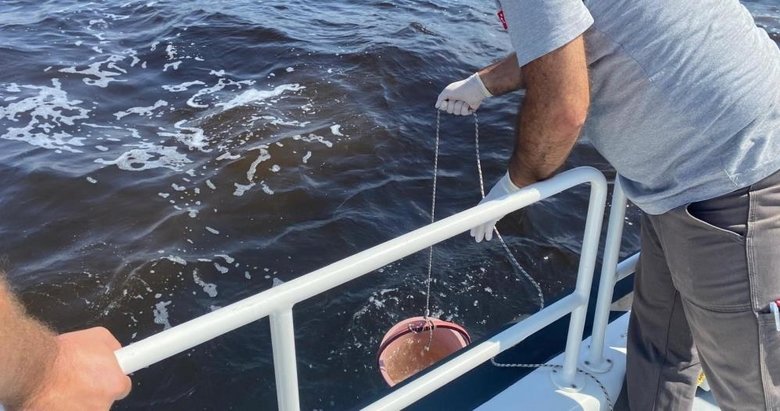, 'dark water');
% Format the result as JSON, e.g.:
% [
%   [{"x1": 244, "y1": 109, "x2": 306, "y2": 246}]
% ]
[{"x1": 1, "y1": 1, "x2": 777, "y2": 410}]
